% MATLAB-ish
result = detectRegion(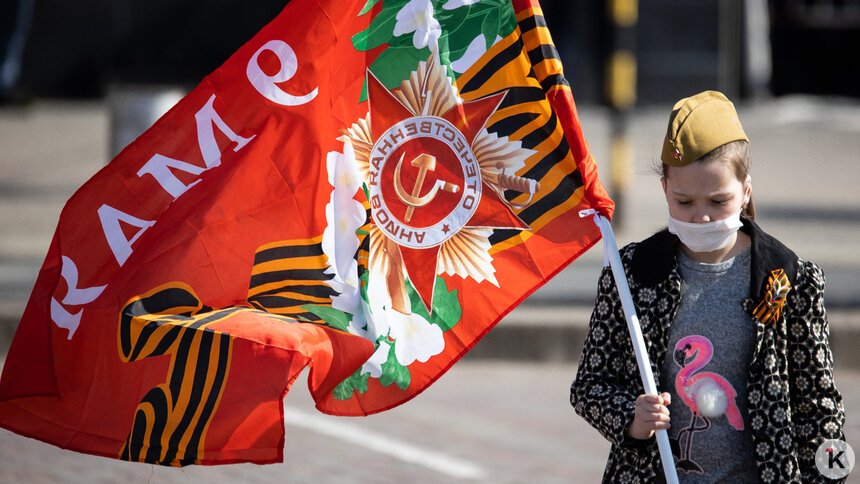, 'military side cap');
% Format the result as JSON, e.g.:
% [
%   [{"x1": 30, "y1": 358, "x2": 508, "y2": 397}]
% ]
[{"x1": 661, "y1": 90, "x2": 749, "y2": 166}]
